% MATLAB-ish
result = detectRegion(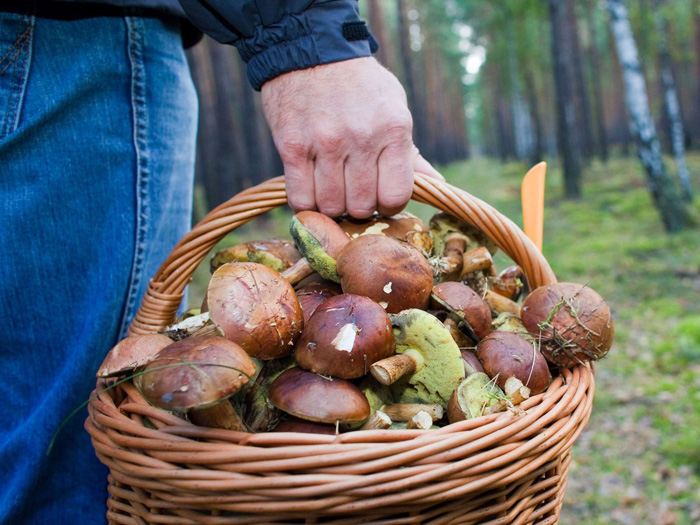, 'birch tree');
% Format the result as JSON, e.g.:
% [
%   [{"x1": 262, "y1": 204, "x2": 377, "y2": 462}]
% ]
[
  {"x1": 607, "y1": 0, "x2": 693, "y2": 232},
  {"x1": 653, "y1": 0, "x2": 693, "y2": 201}
]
